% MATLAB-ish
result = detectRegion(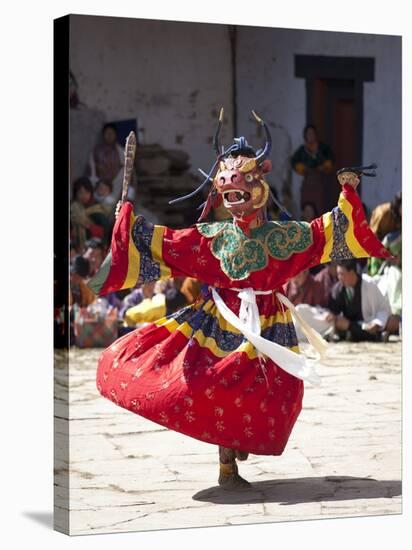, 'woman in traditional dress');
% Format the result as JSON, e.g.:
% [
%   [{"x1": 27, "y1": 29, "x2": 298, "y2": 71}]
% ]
[
  {"x1": 88, "y1": 111, "x2": 390, "y2": 490},
  {"x1": 291, "y1": 124, "x2": 335, "y2": 215}
]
